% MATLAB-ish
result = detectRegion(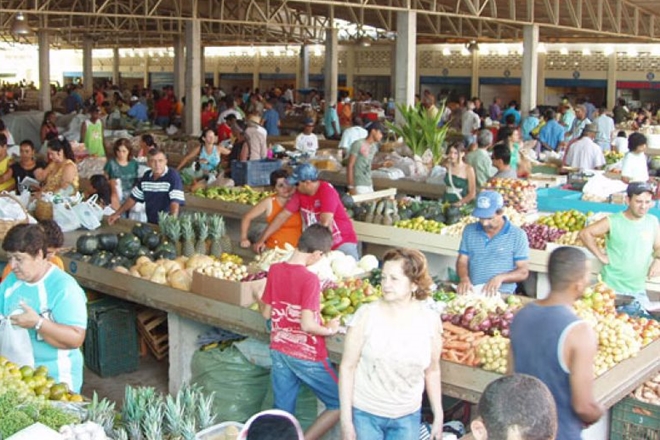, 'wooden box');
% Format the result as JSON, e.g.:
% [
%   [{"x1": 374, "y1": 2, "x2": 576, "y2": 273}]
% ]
[{"x1": 191, "y1": 271, "x2": 267, "y2": 307}]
